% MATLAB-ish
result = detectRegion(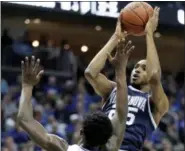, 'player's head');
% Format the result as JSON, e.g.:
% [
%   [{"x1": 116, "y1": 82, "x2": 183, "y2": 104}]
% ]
[
  {"x1": 130, "y1": 60, "x2": 148, "y2": 87},
  {"x1": 81, "y1": 111, "x2": 113, "y2": 147}
]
